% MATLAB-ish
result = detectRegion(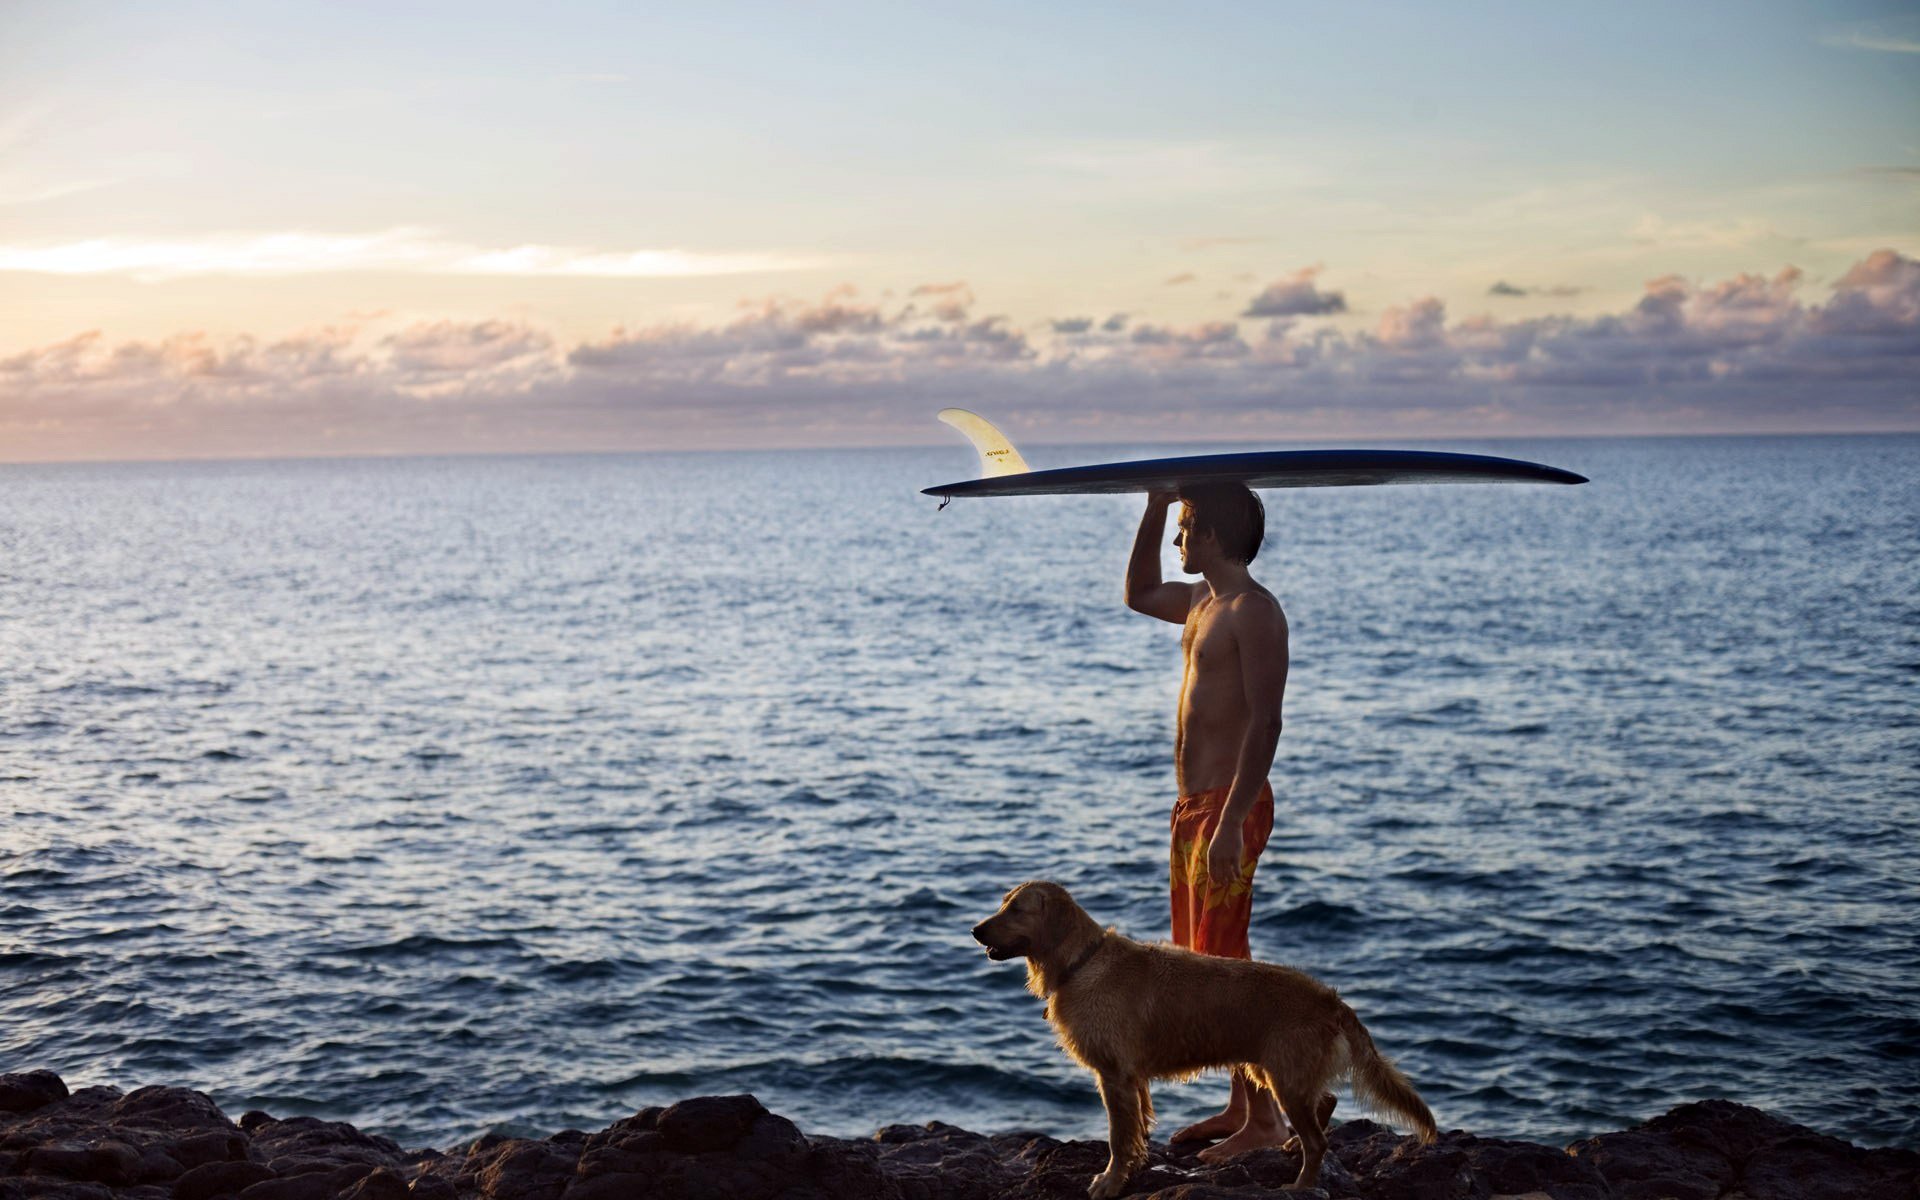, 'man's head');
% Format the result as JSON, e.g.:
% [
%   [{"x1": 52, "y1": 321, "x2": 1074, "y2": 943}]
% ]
[{"x1": 1175, "y1": 484, "x2": 1265, "y2": 571}]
